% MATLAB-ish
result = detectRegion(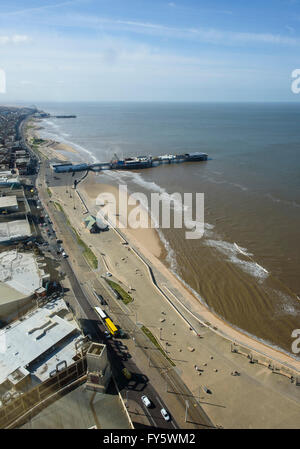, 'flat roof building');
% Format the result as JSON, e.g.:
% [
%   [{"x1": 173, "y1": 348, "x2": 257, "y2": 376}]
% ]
[
  {"x1": 0, "y1": 177, "x2": 21, "y2": 188},
  {"x1": 0, "y1": 250, "x2": 49, "y2": 320},
  {"x1": 0, "y1": 219, "x2": 31, "y2": 244},
  {"x1": 0, "y1": 196, "x2": 18, "y2": 212},
  {"x1": 0, "y1": 297, "x2": 82, "y2": 391}
]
